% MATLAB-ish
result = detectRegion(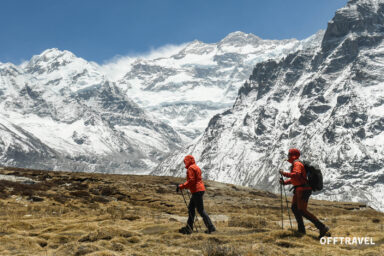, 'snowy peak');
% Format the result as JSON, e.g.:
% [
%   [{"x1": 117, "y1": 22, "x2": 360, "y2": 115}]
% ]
[
  {"x1": 322, "y1": 0, "x2": 384, "y2": 52},
  {"x1": 26, "y1": 48, "x2": 77, "y2": 73},
  {"x1": 38, "y1": 48, "x2": 76, "y2": 61},
  {"x1": 22, "y1": 48, "x2": 105, "y2": 93},
  {"x1": 300, "y1": 30, "x2": 325, "y2": 49},
  {"x1": 219, "y1": 31, "x2": 262, "y2": 46},
  {"x1": 317, "y1": 0, "x2": 384, "y2": 74},
  {"x1": 0, "y1": 62, "x2": 22, "y2": 77},
  {"x1": 174, "y1": 40, "x2": 215, "y2": 57}
]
